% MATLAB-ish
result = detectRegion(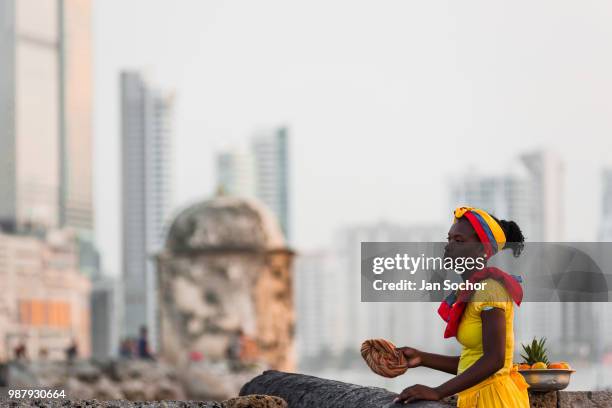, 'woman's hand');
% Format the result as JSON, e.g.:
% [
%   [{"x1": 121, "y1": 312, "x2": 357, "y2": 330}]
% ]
[
  {"x1": 395, "y1": 347, "x2": 423, "y2": 368},
  {"x1": 394, "y1": 384, "x2": 441, "y2": 404}
]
